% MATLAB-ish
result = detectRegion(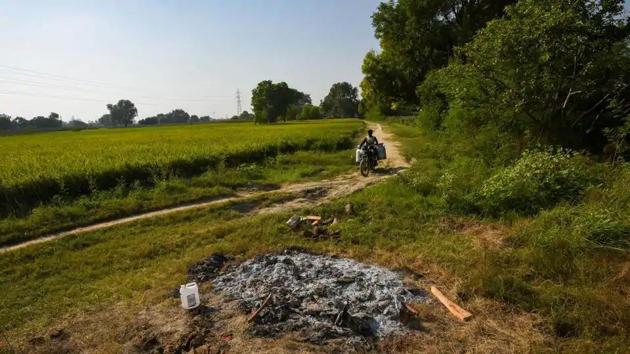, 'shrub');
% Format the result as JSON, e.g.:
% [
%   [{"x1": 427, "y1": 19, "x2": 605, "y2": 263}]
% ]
[
  {"x1": 437, "y1": 157, "x2": 489, "y2": 213},
  {"x1": 477, "y1": 148, "x2": 594, "y2": 215}
]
